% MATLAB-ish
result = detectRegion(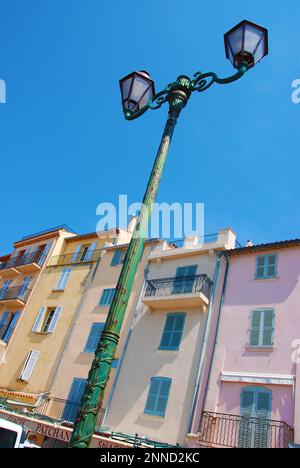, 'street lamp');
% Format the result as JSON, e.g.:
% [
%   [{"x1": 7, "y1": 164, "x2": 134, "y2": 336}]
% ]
[{"x1": 70, "y1": 19, "x2": 268, "y2": 448}]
